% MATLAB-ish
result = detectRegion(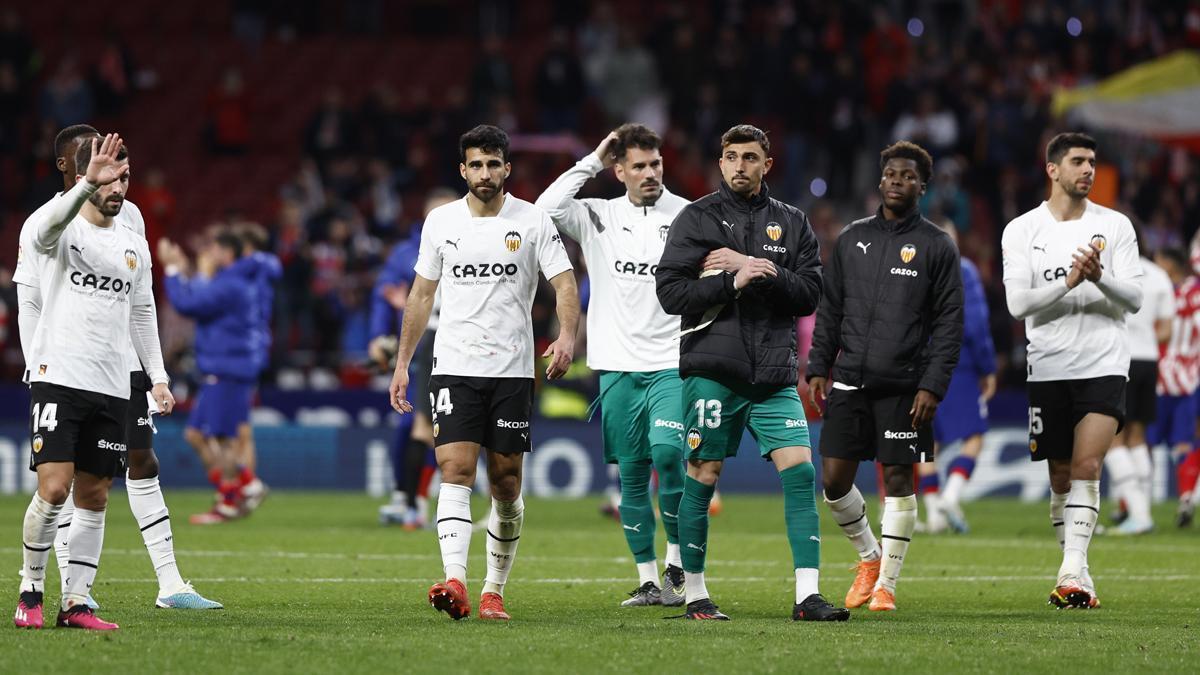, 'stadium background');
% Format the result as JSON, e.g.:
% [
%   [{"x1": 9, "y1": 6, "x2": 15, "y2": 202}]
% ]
[{"x1": 0, "y1": 0, "x2": 1197, "y2": 500}]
